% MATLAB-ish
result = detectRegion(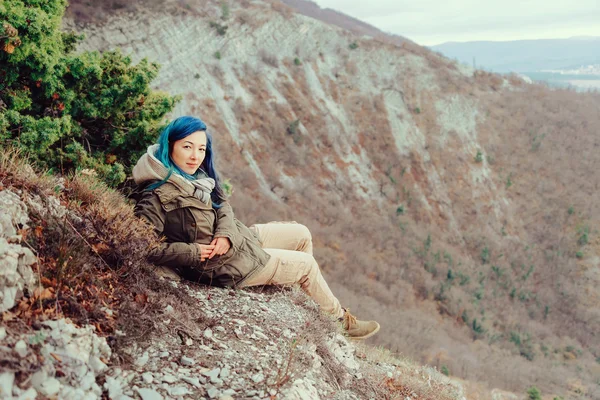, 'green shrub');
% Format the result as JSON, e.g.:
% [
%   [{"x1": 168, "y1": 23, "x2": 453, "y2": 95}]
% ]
[
  {"x1": 287, "y1": 119, "x2": 300, "y2": 135},
  {"x1": 348, "y1": 41, "x2": 359, "y2": 50},
  {"x1": 214, "y1": 51, "x2": 222, "y2": 60},
  {"x1": 220, "y1": 1, "x2": 230, "y2": 20},
  {"x1": 440, "y1": 365, "x2": 449, "y2": 376},
  {"x1": 474, "y1": 150, "x2": 483, "y2": 163},
  {"x1": 209, "y1": 21, "x2": 228, "y2": 36},
  {"x1": 480, "y1": 246, "x2": 490, "y2": 264},
  {"x1": 294, "y1": 57, "x2": 302, "y2": 66},
  {"x1": 576, "y1": 251, "x2": 584, "y2": 259},
  {"x1": 472, "y1": 318, "x2": 484, "y2": 335},
  {"x1": 0, "y1": 0, "x2": 177, "y2": 187},
  {"x1": 568, "y1": 206, "x2": 574, "y2": 215},
  {"x1": 527, "y1": 386, "x2": 541, "y2": 400},
  {"x1": 396, "y1": 205, "x2": 405, "y2": 215},
  {"x1": 413, "y1": 107, "x2": 421, "y2": 114},
  {"x1": 577, "y1": 226, "x2": 589, "y2": 246},
  {"x1": 506, "y1": 173, "x2": 513, "y2": 189}
]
